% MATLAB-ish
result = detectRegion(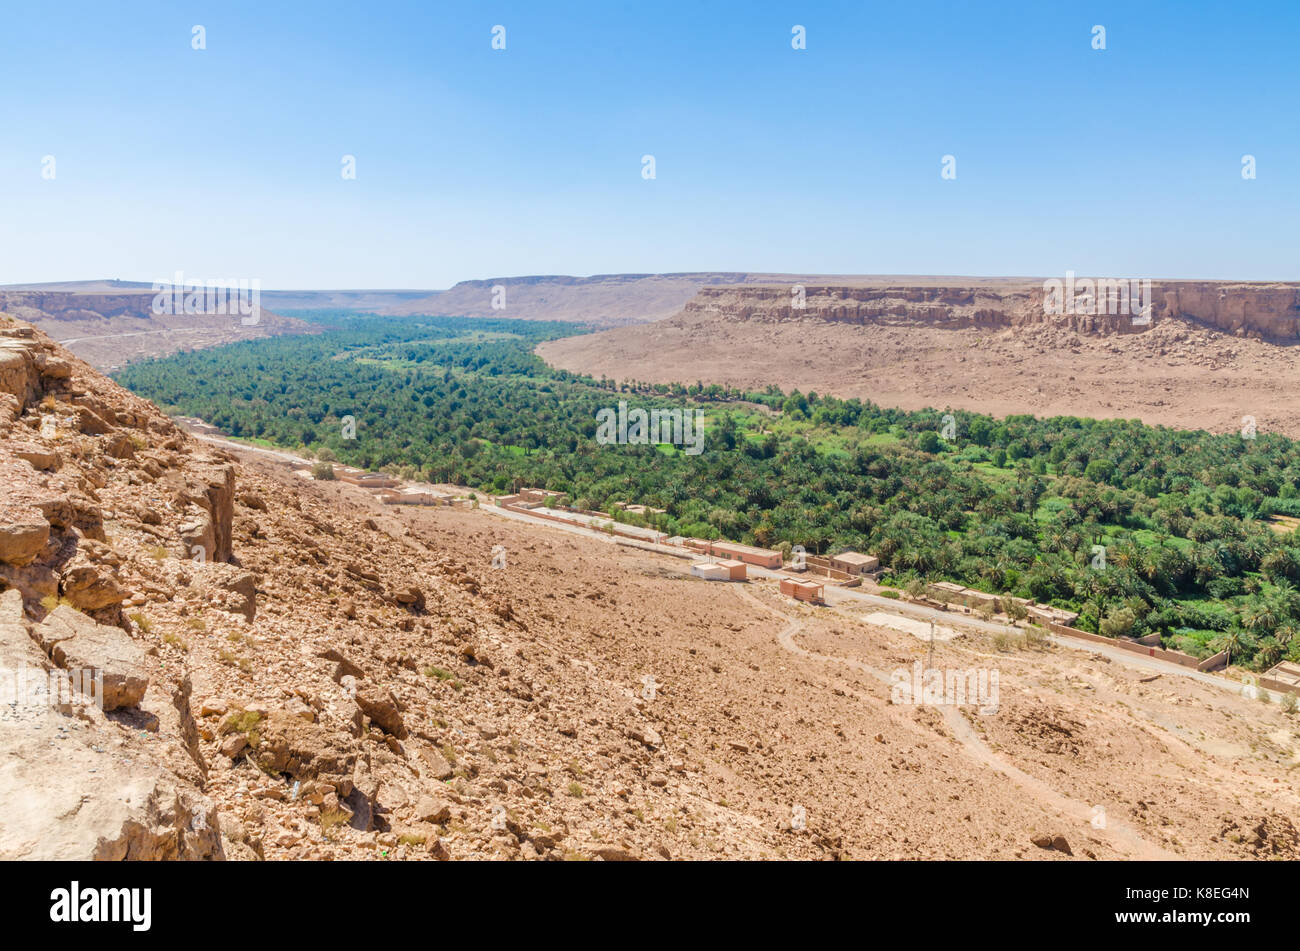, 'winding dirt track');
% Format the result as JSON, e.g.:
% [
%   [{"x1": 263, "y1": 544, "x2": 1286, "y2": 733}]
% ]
[{"x1": 733, "y1": 585, "x2": 1178, "y2": 860}]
